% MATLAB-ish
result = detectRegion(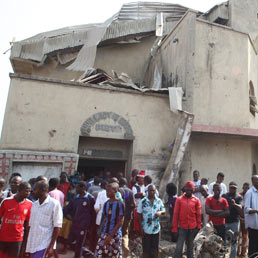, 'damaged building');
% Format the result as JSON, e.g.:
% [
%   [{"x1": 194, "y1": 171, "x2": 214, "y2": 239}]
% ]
[{"x1": 1, "y1": 0, "x2": 258, "y2": 191}]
